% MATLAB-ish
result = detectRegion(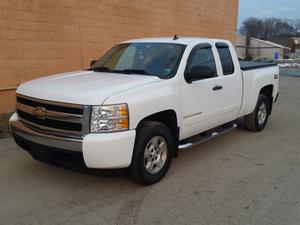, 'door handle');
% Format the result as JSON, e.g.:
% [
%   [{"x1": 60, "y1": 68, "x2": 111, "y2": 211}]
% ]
[{"x1": 213, "y1": 85, "x2": 223, "y2": 91}]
